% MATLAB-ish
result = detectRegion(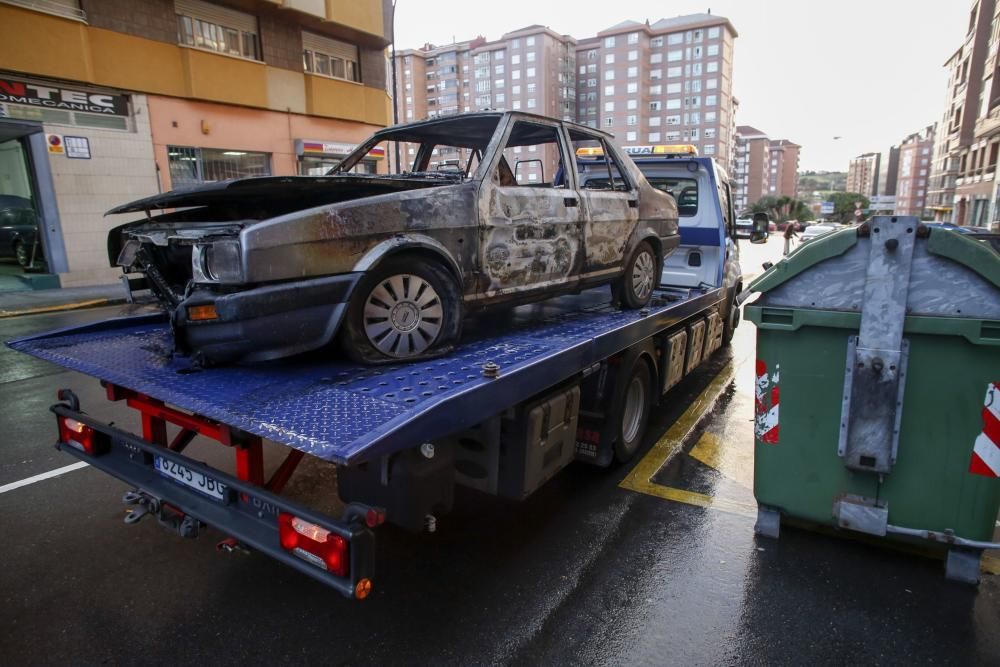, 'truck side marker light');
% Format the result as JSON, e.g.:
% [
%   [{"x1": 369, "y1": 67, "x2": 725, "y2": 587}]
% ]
[
  {"x1": 355, "y1": 578, "x2": 373, "y2": 600},
  {"x1": 187, "y1": 305, "x2": 218, "y2": 321},
  {"x1": 278, "y1": 512, "x2": 348, "y2": 576},
  {"x1": 58, "y1": 416, "x2": 97, "y2": 454}
]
